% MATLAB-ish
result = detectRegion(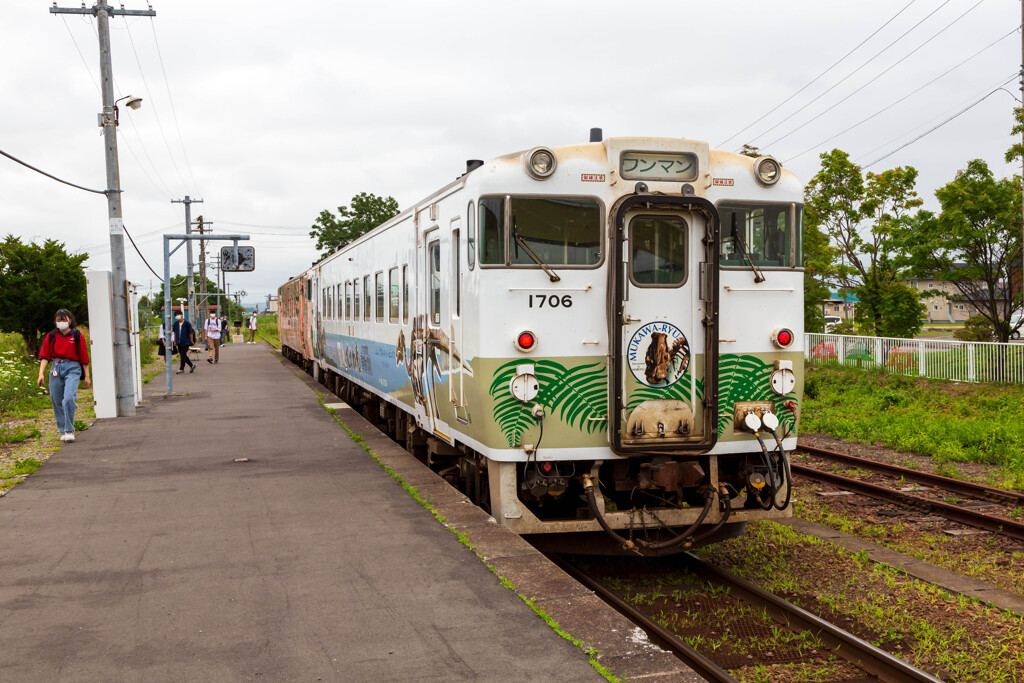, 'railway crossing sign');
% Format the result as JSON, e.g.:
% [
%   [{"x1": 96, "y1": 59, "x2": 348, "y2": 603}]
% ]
[{"x1": 221, "y1": 246, "x2": 255, "y2": 272}]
